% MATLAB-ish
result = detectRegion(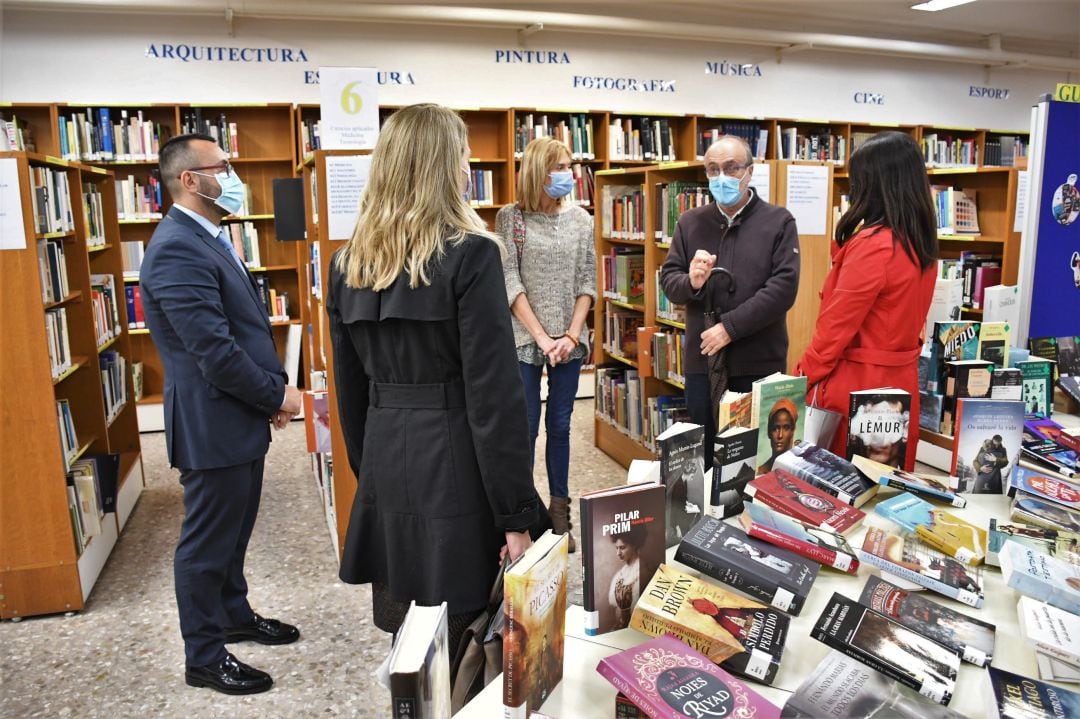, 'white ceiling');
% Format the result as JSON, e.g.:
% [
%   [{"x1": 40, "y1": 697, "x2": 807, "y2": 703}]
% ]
[{"x1": 6, "y1": 0, "x2": 1080, "y2": 60}]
